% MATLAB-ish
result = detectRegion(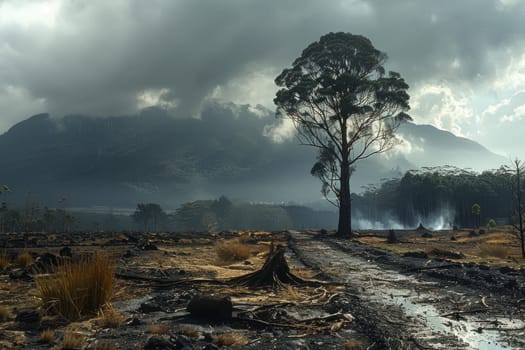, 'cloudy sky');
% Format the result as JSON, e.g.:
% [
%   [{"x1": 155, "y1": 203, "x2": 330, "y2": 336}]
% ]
[{"x1": 1, "y1": 0, "x2": 525, "y2": 159}]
